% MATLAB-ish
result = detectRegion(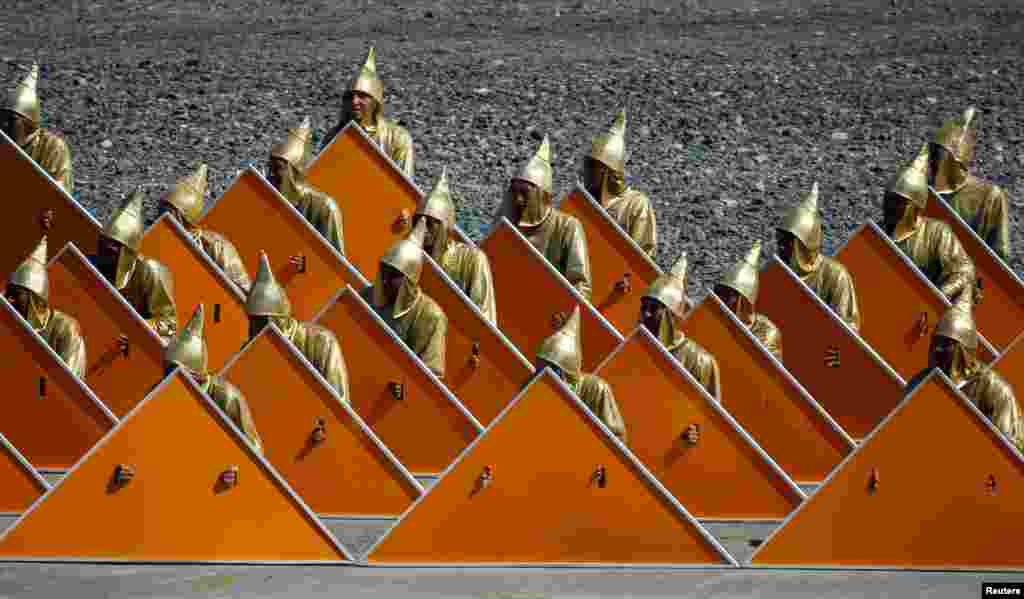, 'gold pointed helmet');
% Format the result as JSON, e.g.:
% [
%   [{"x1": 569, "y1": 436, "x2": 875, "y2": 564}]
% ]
[
  {"x1": 103, "y1": 189, "x2": 146, "y2": 251},
  {"x1": 590, "y1": 108, "x2": 627, "y2": 173},
  {"x1": 536, "y1": 305, "x2": 582, "y2": 384},
  {"x1": 887, "y1": 143, "x2": 931, "y2": 210},
  {"x1": 415, "y1": 166, "x2": 456, "y2": 229},
  {"x1": 348, "y1": 46, "x2": 384, "y2": 105},
  {"x1": 935, "y1": 291, "x2": 977, "y2": 351},
  {"x1": 778, "y1": 182, "x2": 823, "y2": 252},
  {"x1": 7, "y1": 63, "x2": 40, "y2": 126},
  {"x1": 933, "y1": 107, "x2": 977, "y2": 168},
  {"x1": 380, "y1": 218, "x2": 426, "y2": 285},
  {"x1": 245, "y1": 252, "x2": 291, "y2": 317},
  {"x1": 164, "y1": 163, "x2": 208, "y2": 225},
  {"x1": 9, "y1": 235, "x2": 48, "y2": 301},
  {"x1": 164, "y1": 304, "x2": 208, "y2": 373},
  {"x1": 719, "y1": 240, "x2": 762, "y2": 305},
  {"x1": 514, "y1": 135, "x2": 553, "y2": 194},
  {"x1": 643, "y1": 252, "x2": 689, "y2": 318},
  {"x1": 270, "y1": 116, "x2": 313, "y2": 171}
]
